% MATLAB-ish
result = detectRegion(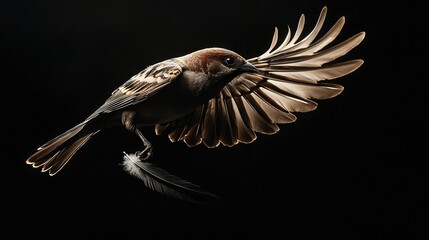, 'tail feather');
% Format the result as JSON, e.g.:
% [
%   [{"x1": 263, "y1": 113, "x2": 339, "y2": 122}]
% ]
[{"x1": 26, "y1": 123, "x2": 99, "y2": 176}]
